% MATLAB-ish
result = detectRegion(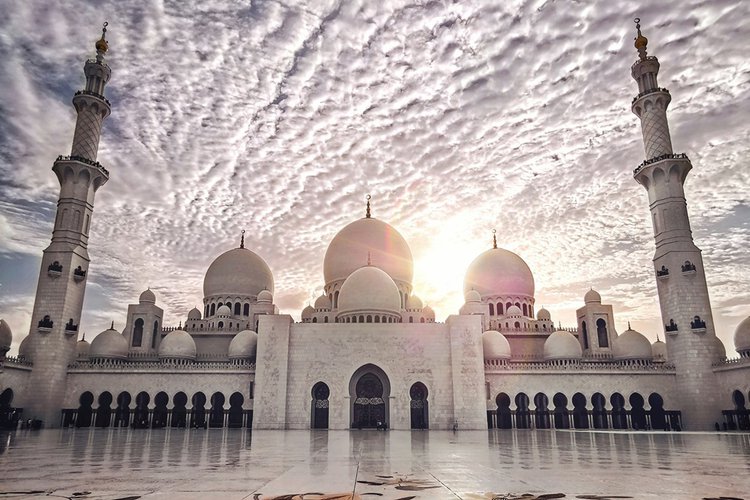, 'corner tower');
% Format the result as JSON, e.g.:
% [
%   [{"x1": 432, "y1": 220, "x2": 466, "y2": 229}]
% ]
[
  {"x1": 25, "y1": 24, "x2": 113, "y2": 426},
  {"x1": 630, "y1": 19, "x2": 720, "y2": 429}
]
